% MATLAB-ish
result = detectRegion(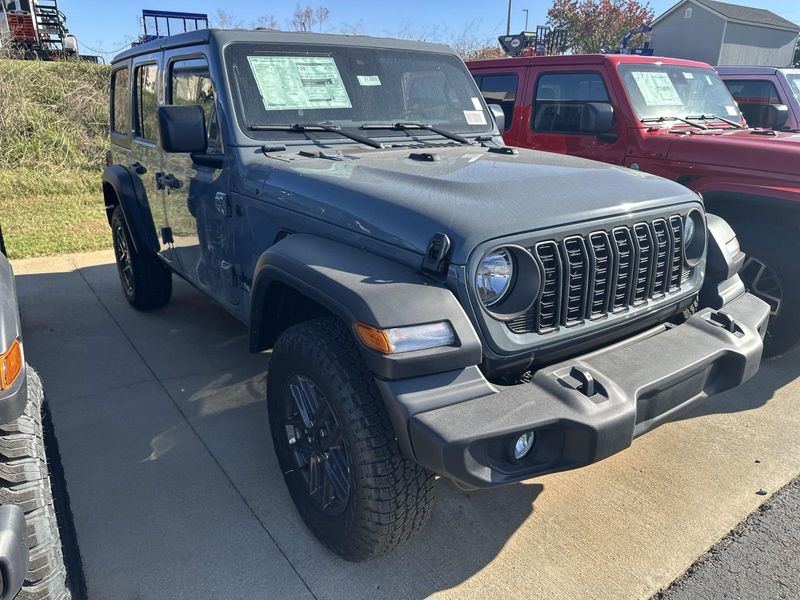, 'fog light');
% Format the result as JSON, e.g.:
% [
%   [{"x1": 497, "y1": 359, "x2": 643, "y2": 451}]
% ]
[{"x1": 513, "y1": 431, "x2": 536, "y2": 460}]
